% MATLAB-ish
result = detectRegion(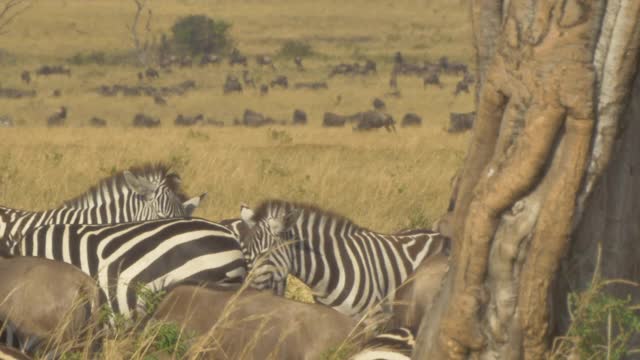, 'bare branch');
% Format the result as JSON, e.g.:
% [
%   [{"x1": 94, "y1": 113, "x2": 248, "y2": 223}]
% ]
[
  {"x1": 128, "y1": 0, "x2": 153, "y2": 66},
  {"x1": 0, "y1": 0, "x2": 35, "y2": 35}
]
